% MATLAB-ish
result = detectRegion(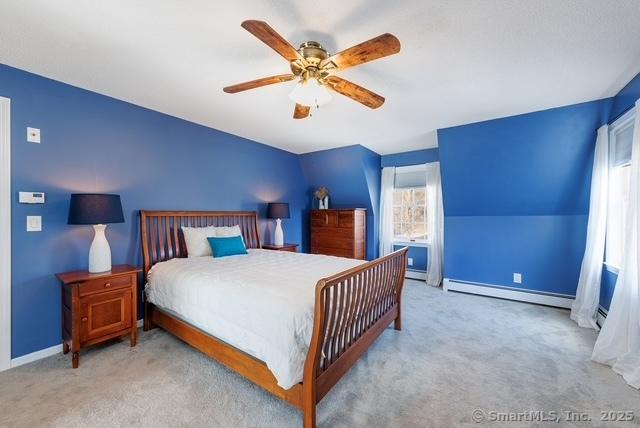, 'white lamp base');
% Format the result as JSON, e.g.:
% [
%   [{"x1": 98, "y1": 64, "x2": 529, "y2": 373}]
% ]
[
  {"x1": 89, "y1": 224, "x2": 112, "y2": 273},
  {"x1": 274, "y1": 218, "x2": 284, "y2": 246}
]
